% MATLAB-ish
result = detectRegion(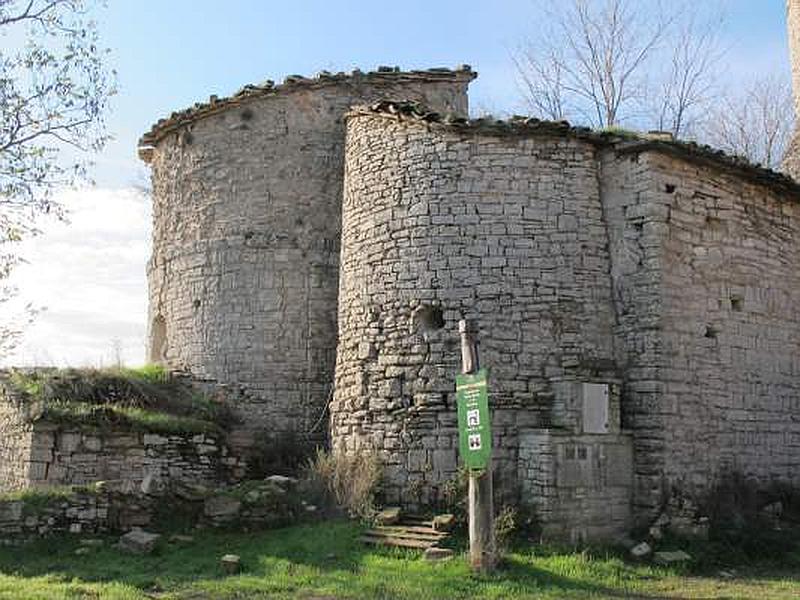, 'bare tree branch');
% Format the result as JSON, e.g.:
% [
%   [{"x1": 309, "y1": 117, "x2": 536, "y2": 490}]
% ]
[
  {"x1": 513, "y1": 0, "x2": 721, "y2": 132},
  {"x1": 702, "y1": 76, "x2": 794, "y2": 170}
]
